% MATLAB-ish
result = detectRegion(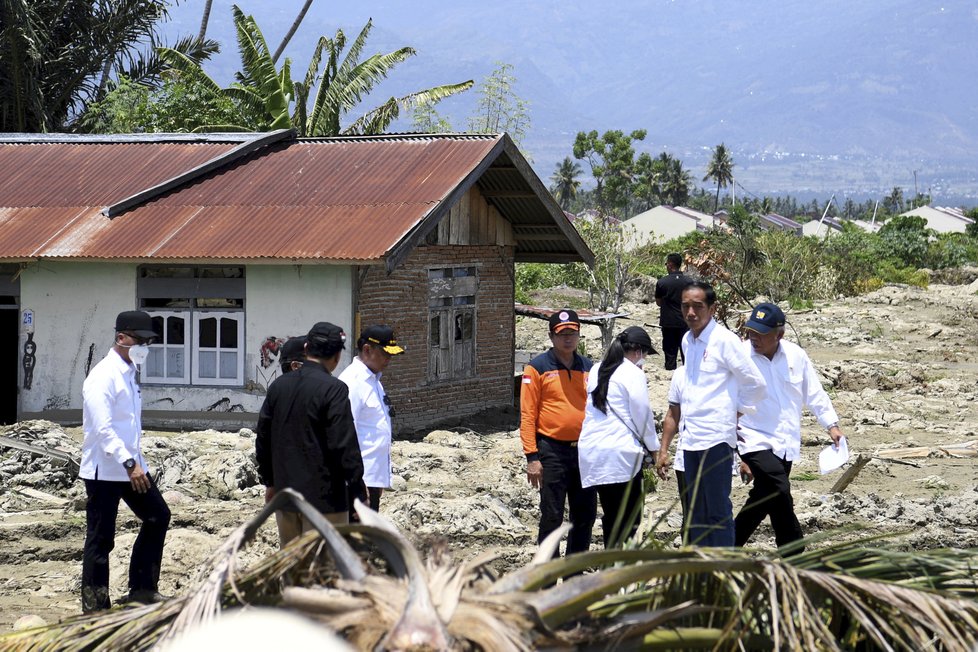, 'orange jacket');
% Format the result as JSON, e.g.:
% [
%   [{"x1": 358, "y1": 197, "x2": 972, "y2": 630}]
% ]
[{"x1": 520, "y1": 349, "x2": 592, "y2": 460}]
